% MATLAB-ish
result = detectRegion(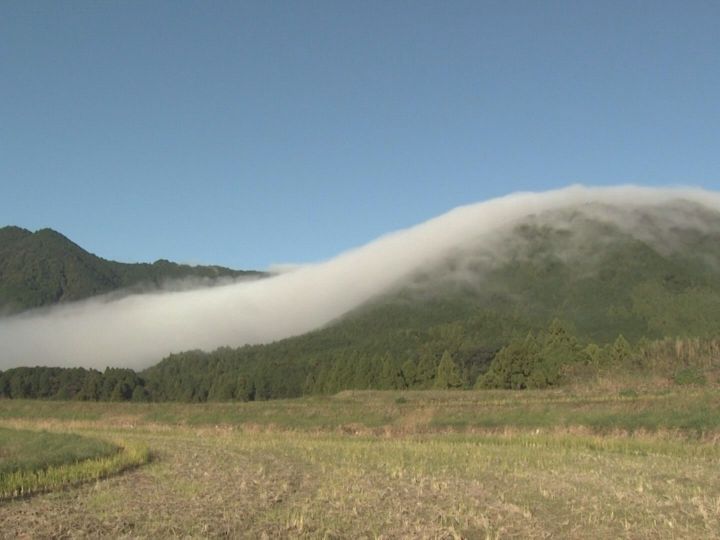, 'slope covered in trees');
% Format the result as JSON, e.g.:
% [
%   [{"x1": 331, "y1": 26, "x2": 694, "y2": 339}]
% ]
[
  {"x1": 135, "y1": 203, "x2": 720, "y2": 400},
  {"x1": 3, "y1": 201, "x2": 720, "y2": 401},
  {"x1": 0, "y1": 226, "x2": 263, "y2": 314},
  {"x1": 2, "y1": 328, "x2": 717, "y2": 401}
]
